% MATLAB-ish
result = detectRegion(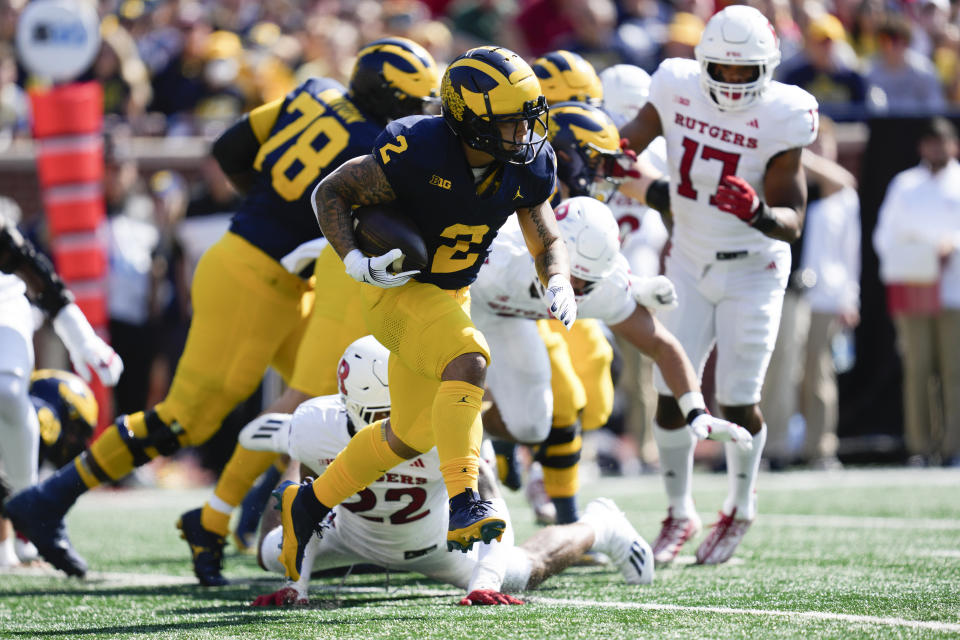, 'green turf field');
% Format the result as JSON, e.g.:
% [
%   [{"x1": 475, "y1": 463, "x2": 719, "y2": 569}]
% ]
[{"x1": 2, "y1": 468, "x2": 959, "y2": 639}]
